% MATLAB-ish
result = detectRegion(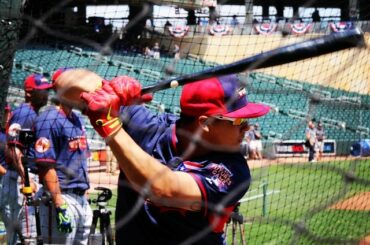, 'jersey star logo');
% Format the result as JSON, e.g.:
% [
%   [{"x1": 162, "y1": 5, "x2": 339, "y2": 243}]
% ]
[
  {"x1": 8, "y1": 123, "x2": 21, "y2": 137},
  {"x1": 35, "y1": 137, "x2": 50, "y2": 153}
]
